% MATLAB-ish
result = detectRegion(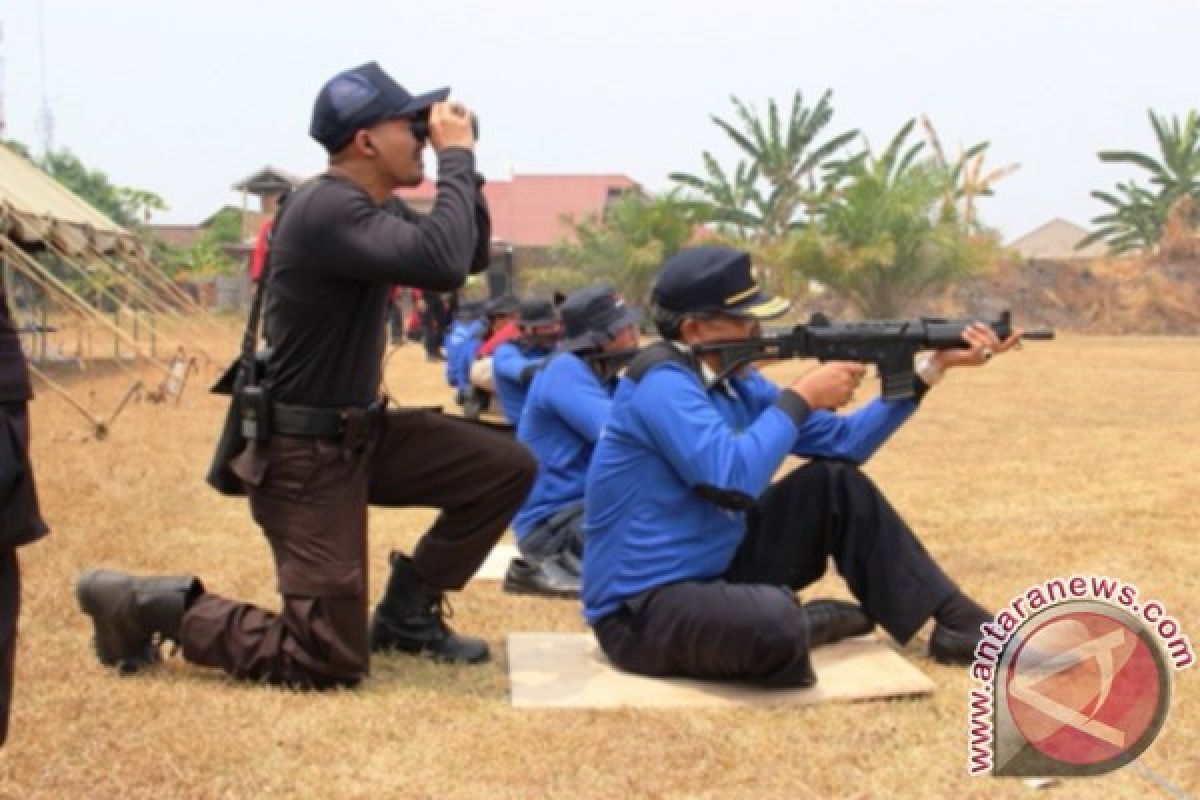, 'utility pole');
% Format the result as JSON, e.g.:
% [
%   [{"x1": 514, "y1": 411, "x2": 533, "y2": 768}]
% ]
[
  {"x1": 0, "y1": 21, "x2": 7, "y2": 140},
  {"x1": 36, "y1": 0, "x2": 54, "y2": 154}
]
